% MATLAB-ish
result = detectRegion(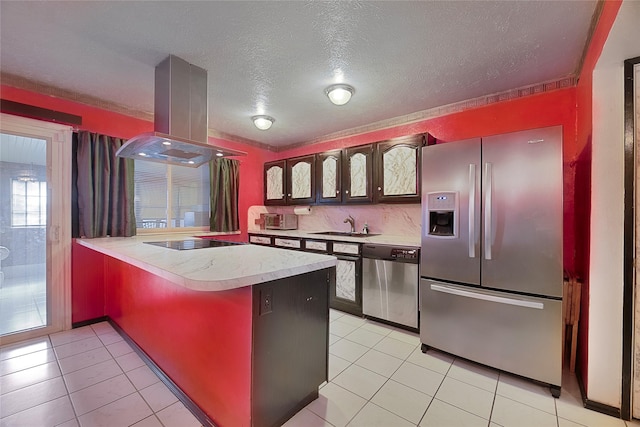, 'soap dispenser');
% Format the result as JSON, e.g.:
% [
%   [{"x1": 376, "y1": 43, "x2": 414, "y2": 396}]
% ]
[{"x1": 362, "y1": 222, "x2": 369, "y2": 234}]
